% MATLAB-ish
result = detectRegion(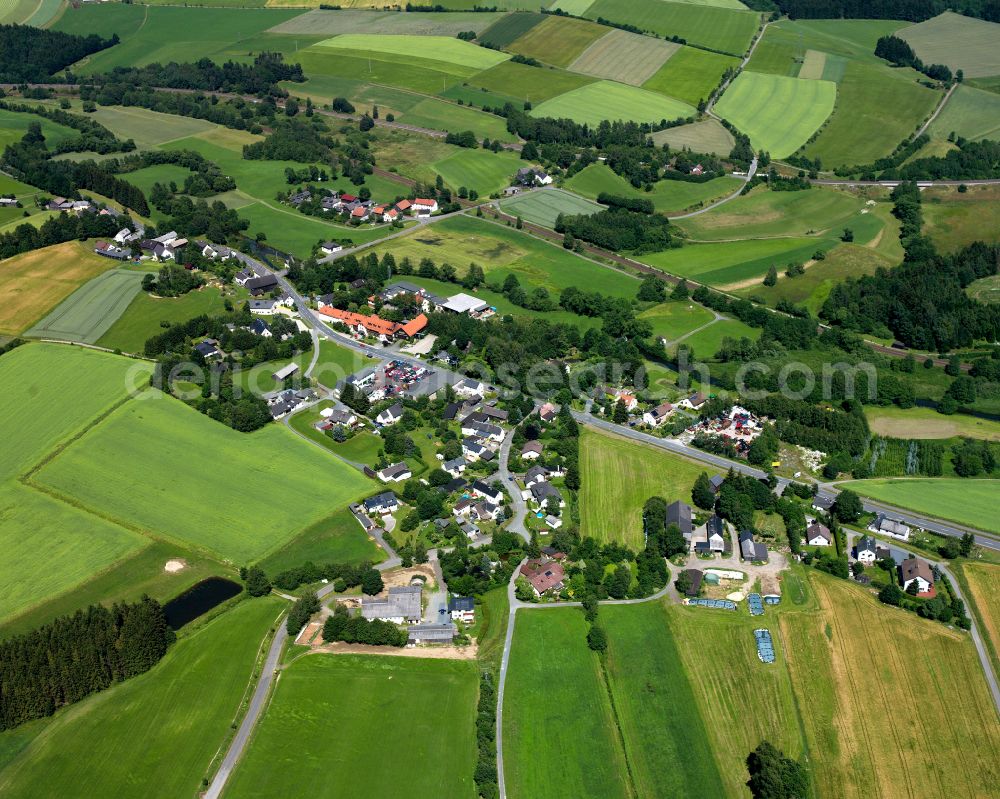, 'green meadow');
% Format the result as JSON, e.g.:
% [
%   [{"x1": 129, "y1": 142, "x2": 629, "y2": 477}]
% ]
[
  {"x1": 498, "y1": 188, "x2": 603, "y2": 229},
  {"x1": 0, "y1": 108, "x2": 78, "y2": 151},
  {"x1": 26, "y1": 270, "x2": 149, "y2": 344},
  {"x1": 638, "y1": 300, "x2": 716, "y2": 342},
  {"x1": 650, "y1": 118, "x2": 735, "y2": 155},
  {"x1": 565, "y1": 163, "x2": 741, "y2": 214},
  {"x1": 682, "y1": 317, "x2": 759, "y2": 358},
  {"x1": 928, "y1": 84, "x2": 1000, "y2": 142},
  {"x1": 226, "y1": 655, "x2": 479, "y2": 799},
  {"x1": 508, "y1": 14, "x2": 607, "y2": 68},
  {"x1": 256, "y1": 505, "x2": 385, "y2": 574},
  {"x1": 431, "y1": 148, "x2": 522, "y2": 196},
  {"x1": 0, "y1": 598, "x2": 285, "y2": 798},
  {"x1": 899, "y1": 11, "x2": 1000, "y2": 78},
  {"x1": 846, "y1": 478, "x2": 1000, "y2": 534},
  {"x1": 313, "y1": 33, "x2": 509, "y2": 71},
  {"x1": 33, "y1": 391, "x2": 373, "y2": 562},
  {"x1": 467, "y1": 60, "x2": 596, "y2": 105},
  {"x1": 532, "y1": 80, "x2": 695, "y2": 126},
  {"x1": 642, "y1": 46, "x2": 739, "y2": 106}
]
